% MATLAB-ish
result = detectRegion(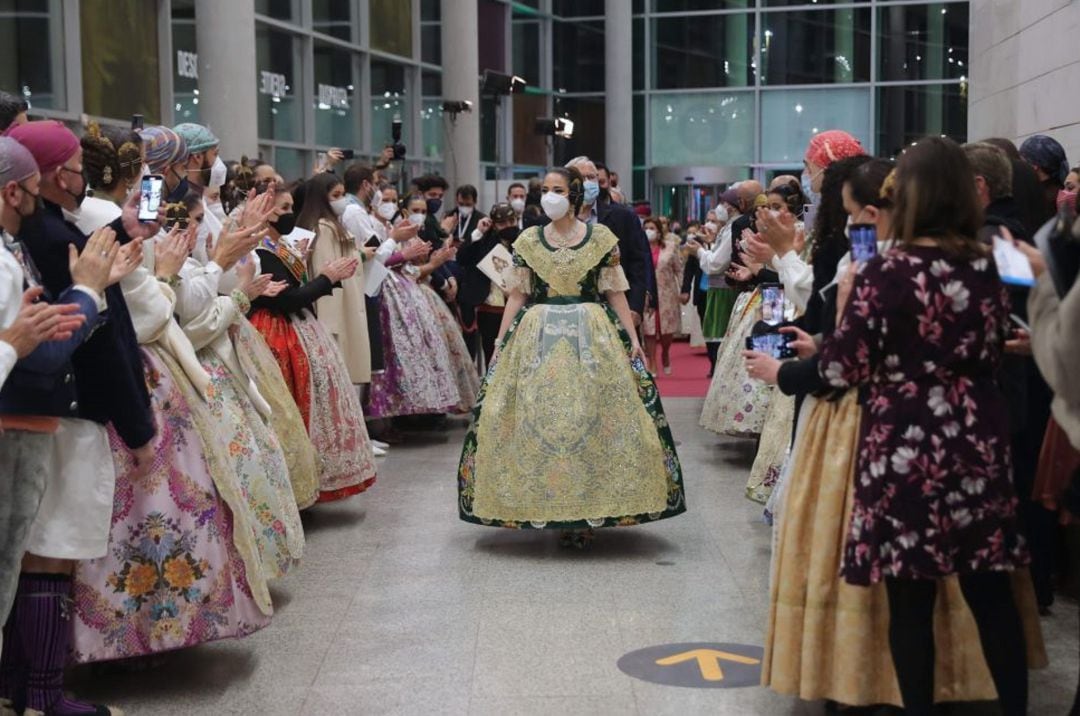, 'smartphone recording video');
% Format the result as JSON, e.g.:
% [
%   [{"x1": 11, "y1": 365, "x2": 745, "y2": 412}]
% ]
[
  {"x1": 850, "y1": 223, "x2": 878, "y2": 263},
  {"x1": 760, "y1": 283, "x2": 785, "y2": 325},
  {"x1": 745, "y1": 331, "x2": 797, "y2": 359},
  {"x1": 139, "y1": 175, "x2": 164, "y2": 222}
]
